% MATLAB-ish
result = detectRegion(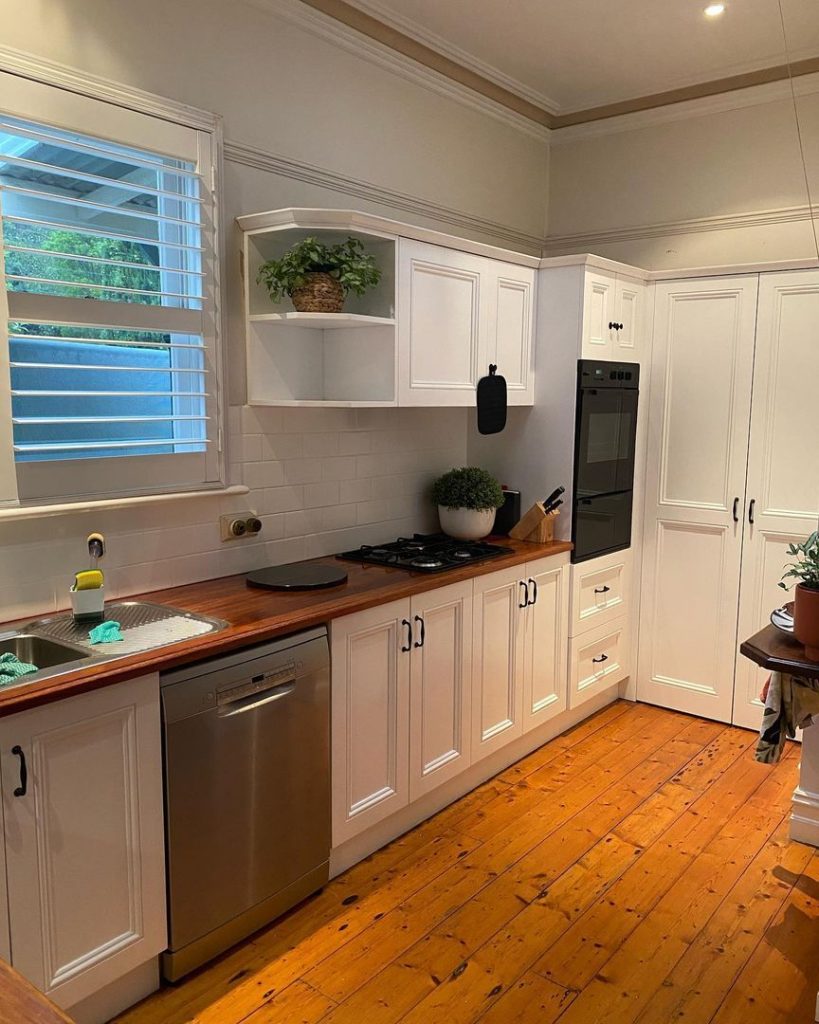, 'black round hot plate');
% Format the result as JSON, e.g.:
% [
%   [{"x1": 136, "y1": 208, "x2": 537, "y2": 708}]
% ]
[{"x1": 246, "y1": 563, "x2": 349, "y2": 591}]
